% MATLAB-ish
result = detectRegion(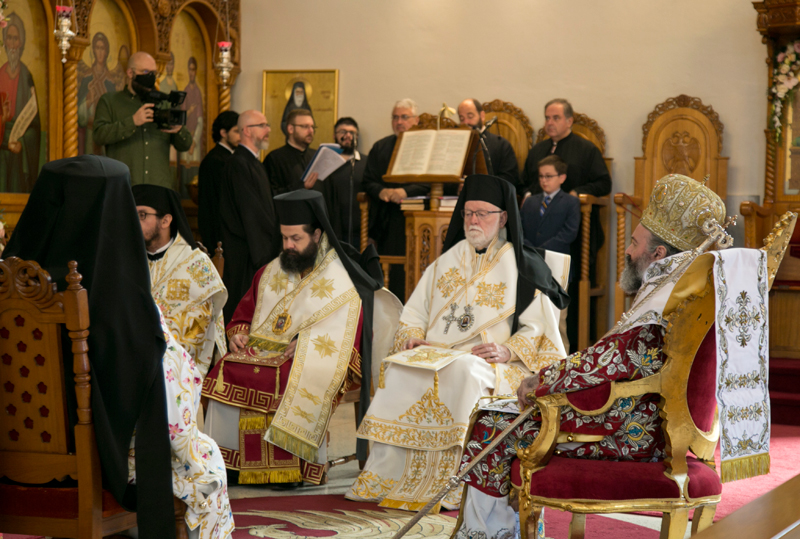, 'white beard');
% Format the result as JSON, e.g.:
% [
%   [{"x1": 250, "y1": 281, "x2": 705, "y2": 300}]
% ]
[
  {"x1": 465, "y1": 227, "x2": 493, "y2": 251},
  {"x1": 257, "y1": 138, "x2": 270, "y2": 151},
  {"x1": 293, "y1": 92, "x2": 304, "y2": 108}
]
